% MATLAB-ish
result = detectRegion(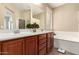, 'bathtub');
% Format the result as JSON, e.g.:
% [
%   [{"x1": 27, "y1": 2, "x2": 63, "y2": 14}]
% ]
[{"x1": 54, "y1": 31, "x2": 79, "y2": 54}]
